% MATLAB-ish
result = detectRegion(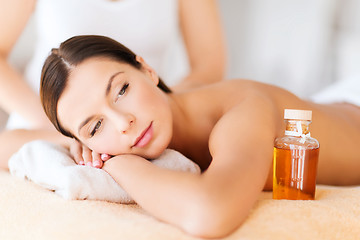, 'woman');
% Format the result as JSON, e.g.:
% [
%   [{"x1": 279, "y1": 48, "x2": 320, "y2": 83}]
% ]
[
  {"x1": 38, "y1": 35, "x2": 360, "y2": 238},
  {"x1": 0, "y1": 0, "x2": 225, "y2": 169}
]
